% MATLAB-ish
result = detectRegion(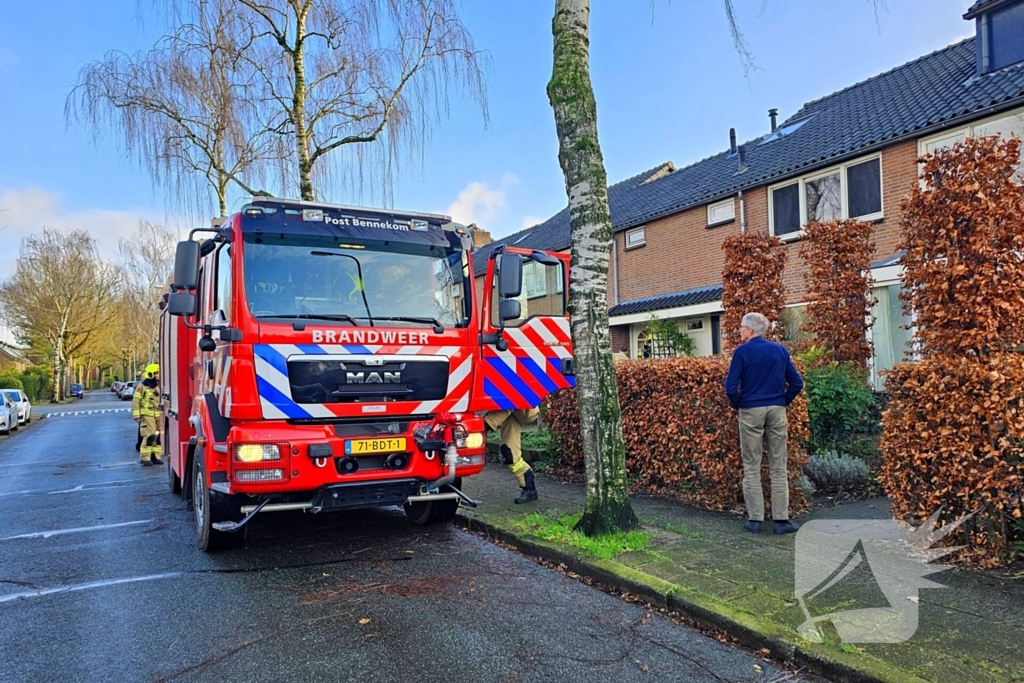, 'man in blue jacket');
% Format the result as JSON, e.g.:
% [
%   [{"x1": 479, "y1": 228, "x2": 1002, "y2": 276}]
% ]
[{"x1": 725, "y1": 312, "x2": 804, "y2": 535}]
